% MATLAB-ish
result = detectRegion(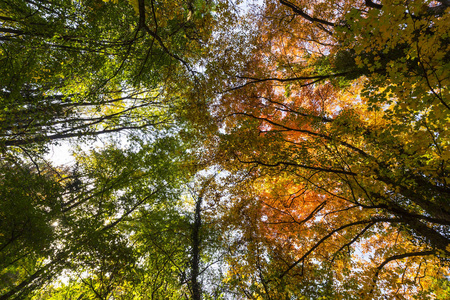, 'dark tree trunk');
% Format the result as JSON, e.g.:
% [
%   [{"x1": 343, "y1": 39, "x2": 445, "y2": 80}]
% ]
[{"x1": 191, "y1": 196, "x2": 202, "y2": 300}]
